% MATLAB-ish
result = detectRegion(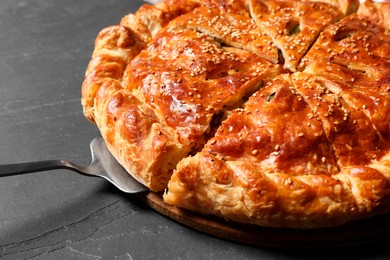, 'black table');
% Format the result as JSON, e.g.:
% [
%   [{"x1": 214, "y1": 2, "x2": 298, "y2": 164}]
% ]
[{"x1": 0, "y1": 0, "x2": 389, "y2": 259}]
